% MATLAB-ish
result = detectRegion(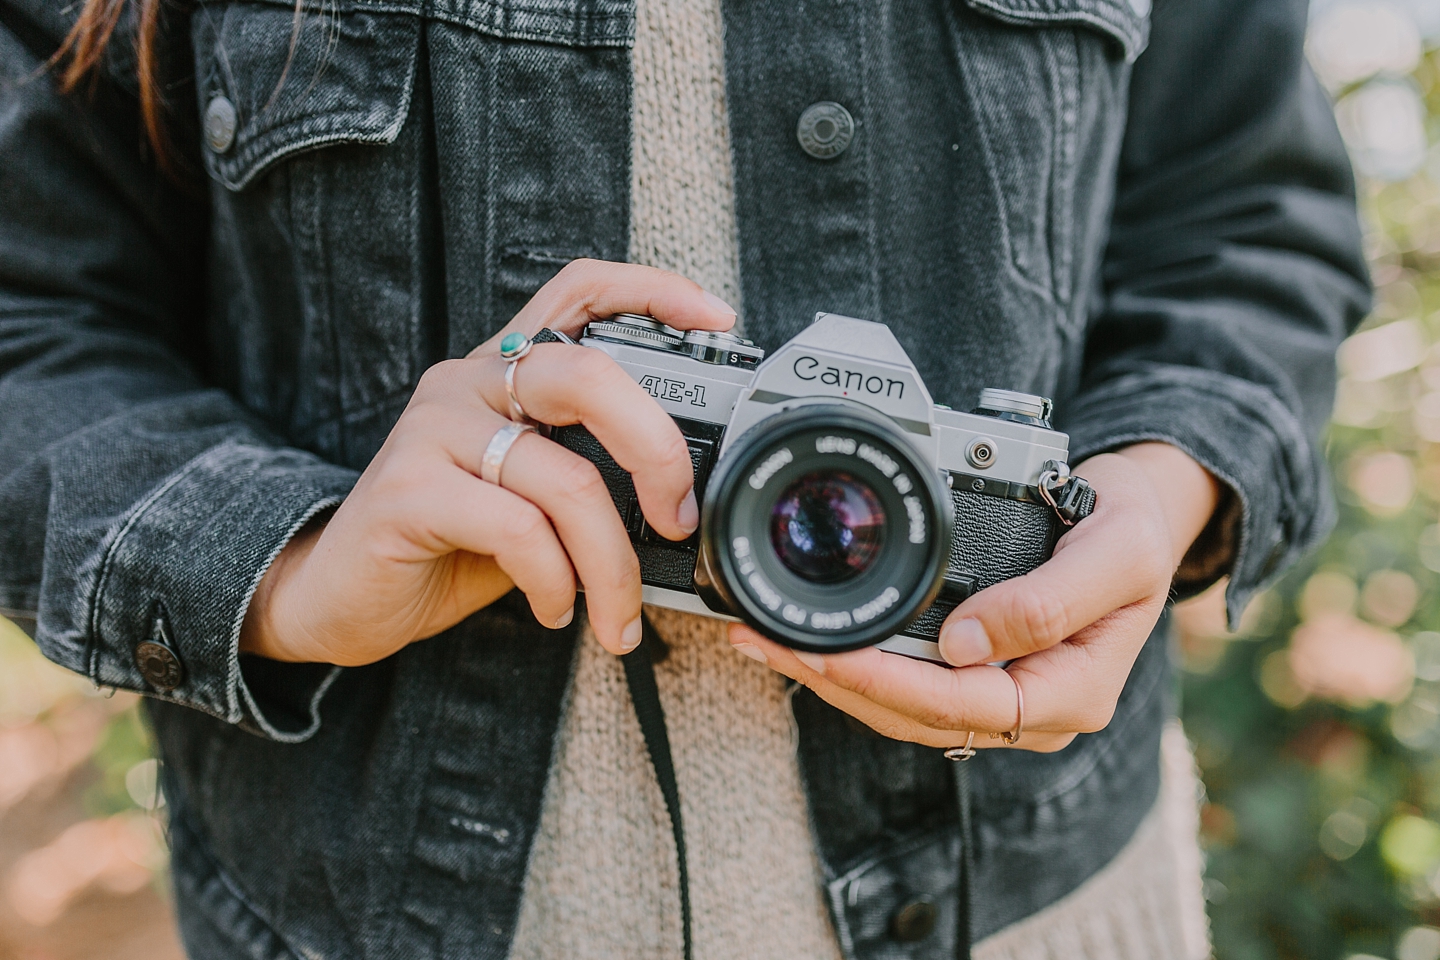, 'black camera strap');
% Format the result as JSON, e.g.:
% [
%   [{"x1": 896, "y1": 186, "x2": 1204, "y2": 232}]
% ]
[
  {"x1": 623, "y1": 615, "x2": 979, "y2": 960},
  {"x1": 953, "y1": 762, "x2": 975, "y2": 960},
  {"x1": 622, "y1": 615, "x2": 694, "y2": 960}
]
